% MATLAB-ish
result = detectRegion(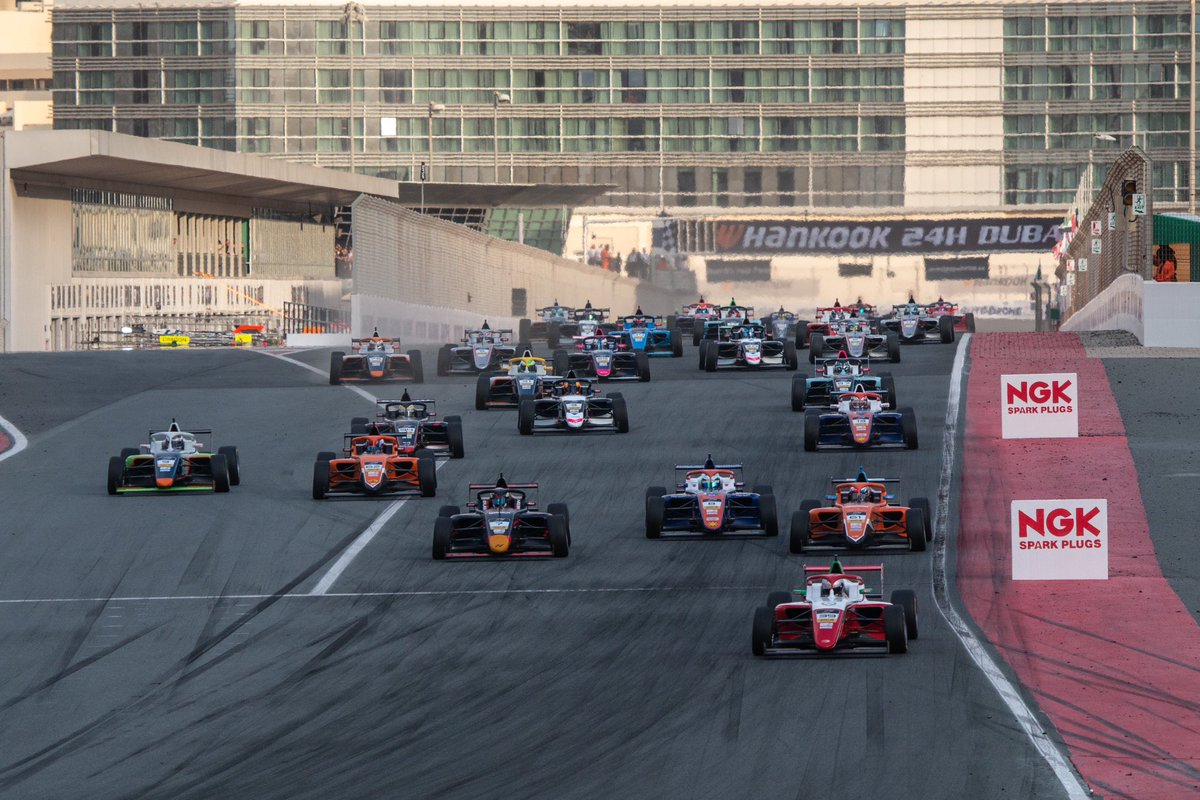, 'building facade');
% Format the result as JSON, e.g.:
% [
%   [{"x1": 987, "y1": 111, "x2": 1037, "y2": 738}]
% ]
[
  {"x1": 48, "y1": 0, "x2": 1197, "y2": 214},
  {"x1": 0, "y1": 0, "x2": 53, "y2": 131}
]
